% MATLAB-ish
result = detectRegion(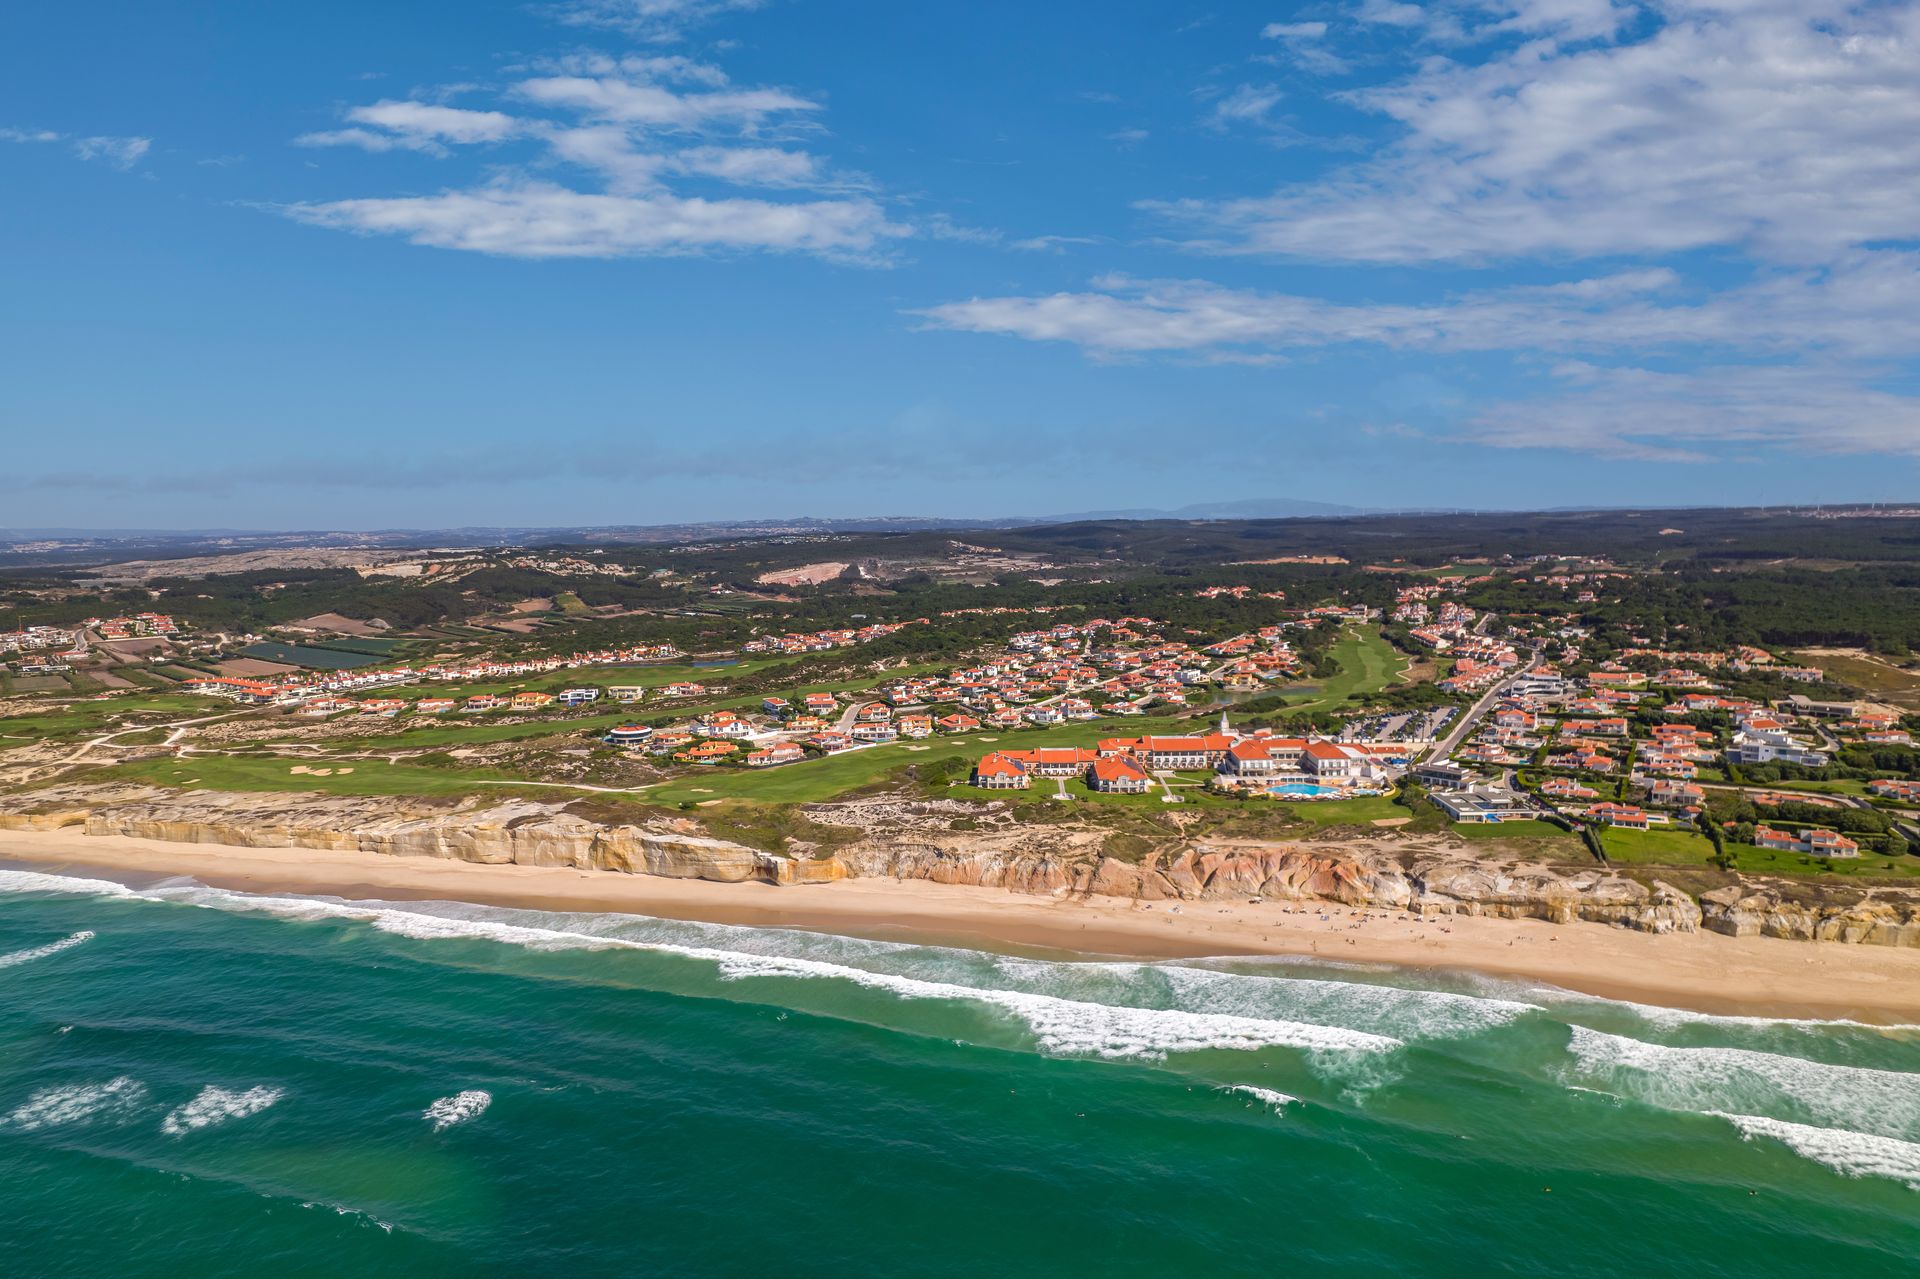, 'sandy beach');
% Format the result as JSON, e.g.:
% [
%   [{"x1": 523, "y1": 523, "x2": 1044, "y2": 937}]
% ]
[{"x1": 6, "y1": 826, "x2": 1920, "y2": 1022}]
